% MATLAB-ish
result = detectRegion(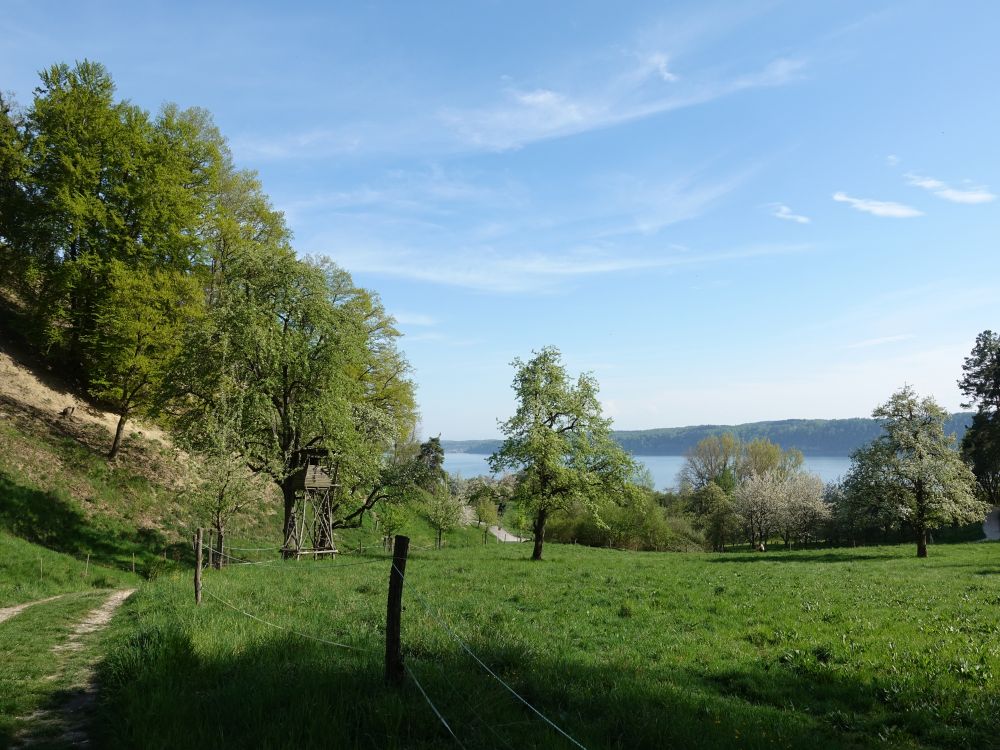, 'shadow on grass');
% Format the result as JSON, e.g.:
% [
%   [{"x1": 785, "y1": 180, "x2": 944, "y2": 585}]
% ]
[
  {"x1": 710, "y1": 551, "x2": 905, "y2": 564},
  {"x1": 87, "y1": 611, "x2": 993, "y2": 750},
  {"x1": 0, "y1": 472, "x2": 187, "y2": 575}
]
